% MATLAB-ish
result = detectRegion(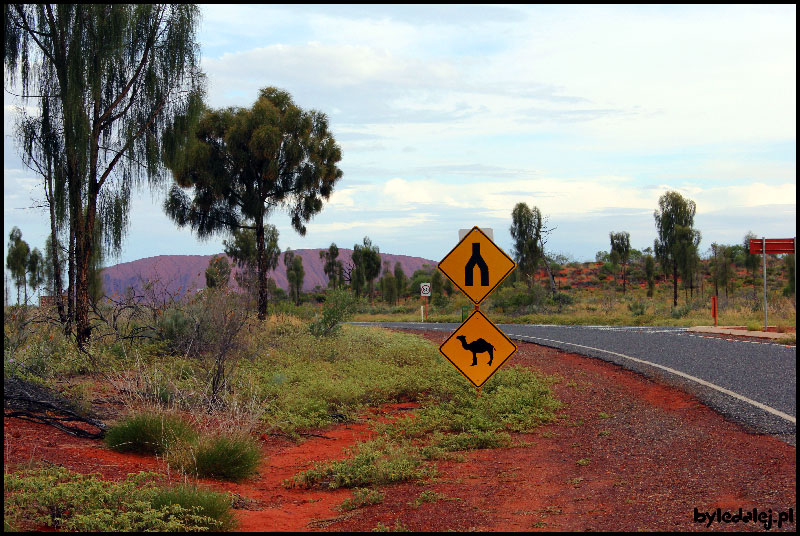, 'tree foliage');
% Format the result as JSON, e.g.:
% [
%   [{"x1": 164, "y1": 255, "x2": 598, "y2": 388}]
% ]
[
  {"x1": 710, "y1": 243, "x2": 735, "y2": 298},
  {"x1": 510, "y1": 203, "x2": 543, "y2": 287},
  {"x1": 284, "y1": 249, "x2": 305, "y2": 306},
  {"x1": 653, "y1": 191, "x2": 698, "y2": 307},
  {"x1": 164, "y1": 87, "x2": 342, "y2": 319},
  {"x1": 393, "y1": 262, "x2": 407, "y2": 303},
  {"x1": 351, "y1": 237, "x2": 381, "y2": 303},
  {"x1": 644, "y1": 254, "x2": 656, "y2": 297},
  {"x1": 6, "y1": 227, "x2": 30, "y2": 304},
  {"x1": 224, "y1": 226, "x2": 279, "y2": 304},
  {"x1": 320, "y1": 243, "x2": 343, "y2": 290},
  {"x1": 5, "y1": 4, "x2": 205, "y2": 345},
  {"x1": 205, "y1": 255, "x2": 231, "y2": 289},
  {"x1": 609, "y1": 231, "x2": 631, "y2": 292}
]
